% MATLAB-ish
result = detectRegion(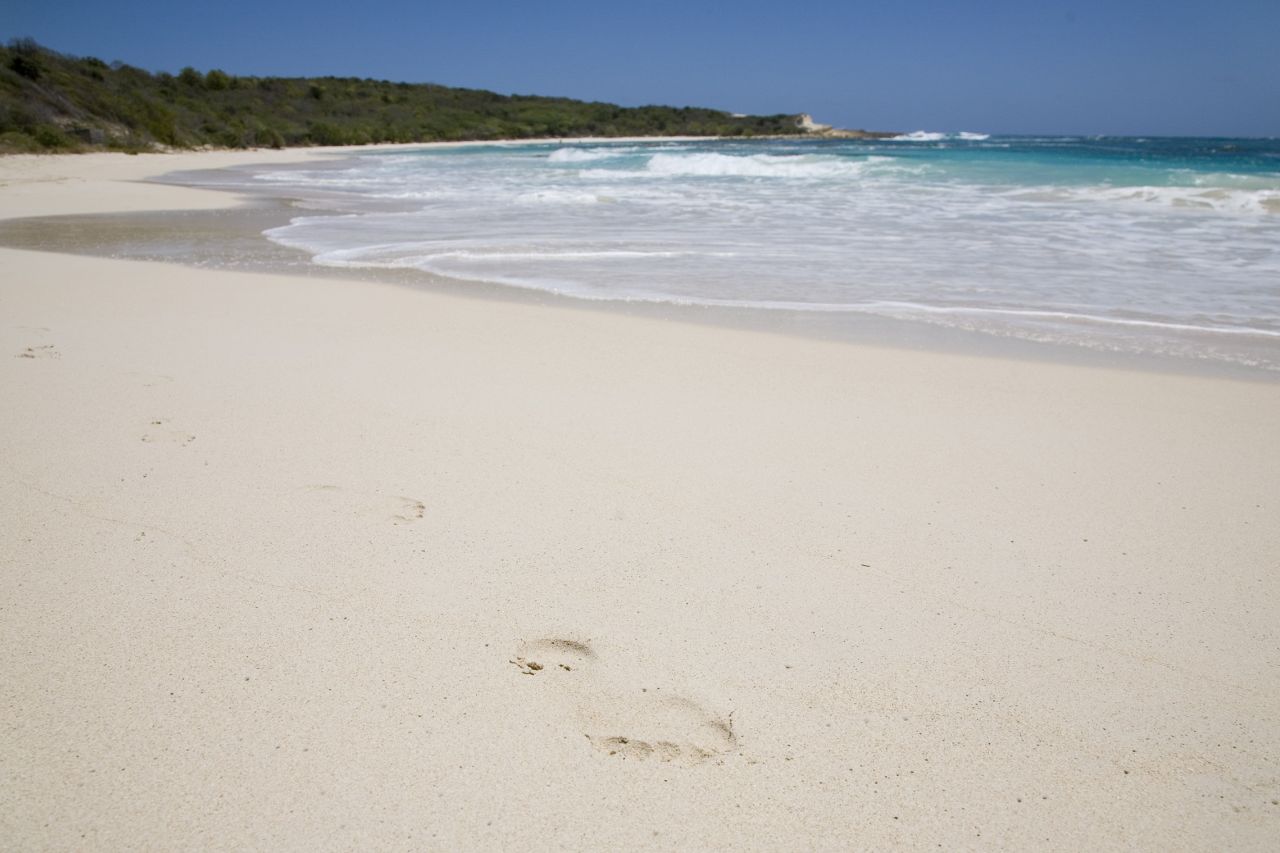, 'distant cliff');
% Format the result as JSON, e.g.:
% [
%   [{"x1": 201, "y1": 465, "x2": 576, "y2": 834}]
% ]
[{"x1": 1, "y1": 40, "x2": 818, "y2": 153}]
